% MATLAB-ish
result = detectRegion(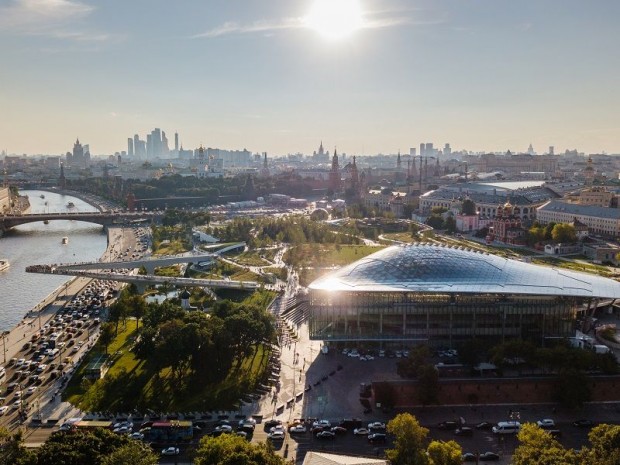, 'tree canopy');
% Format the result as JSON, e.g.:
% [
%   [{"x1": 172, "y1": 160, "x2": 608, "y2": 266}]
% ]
[
  {"x1": 194, "y1": 434, "x2": 291, "y2": 465},
  {"x1": 386, "y1": 413, "x2": 432, "y2": 465}
]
